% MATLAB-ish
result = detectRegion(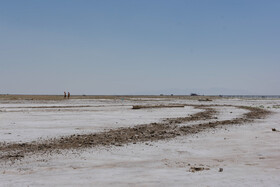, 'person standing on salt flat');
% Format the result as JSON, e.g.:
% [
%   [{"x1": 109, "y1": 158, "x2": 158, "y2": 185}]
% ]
[
  {"x1": 68, "y1": 92, "x2": 70, "y2": 99},
  {"x1": 64, "y1": 91, "x2": 67, "y2": 98}
]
